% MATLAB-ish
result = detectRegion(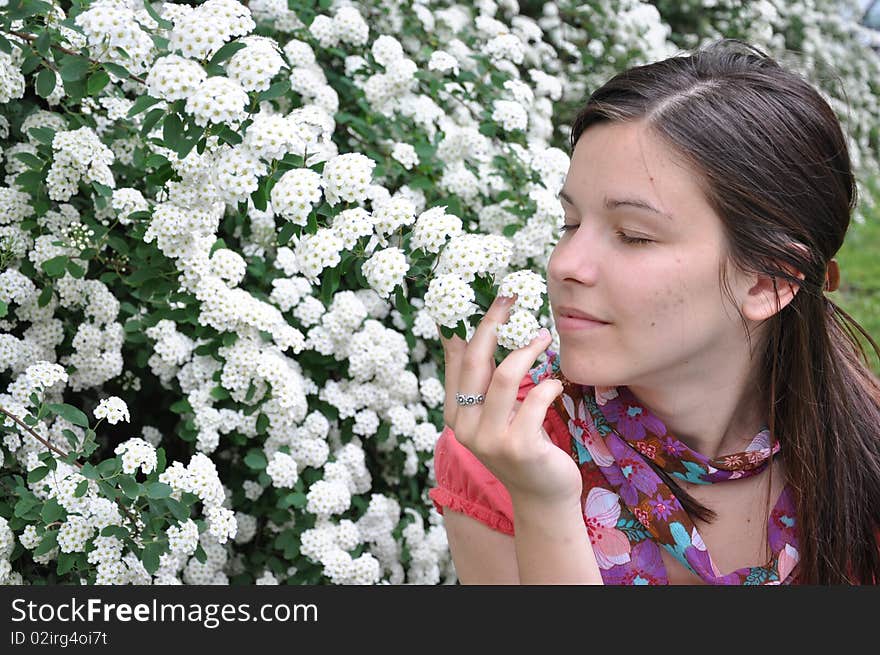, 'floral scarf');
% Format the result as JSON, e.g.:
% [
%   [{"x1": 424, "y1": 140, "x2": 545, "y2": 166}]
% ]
[{"x1": 531, "y1": 349, "x2": 800, "y2": 585}]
